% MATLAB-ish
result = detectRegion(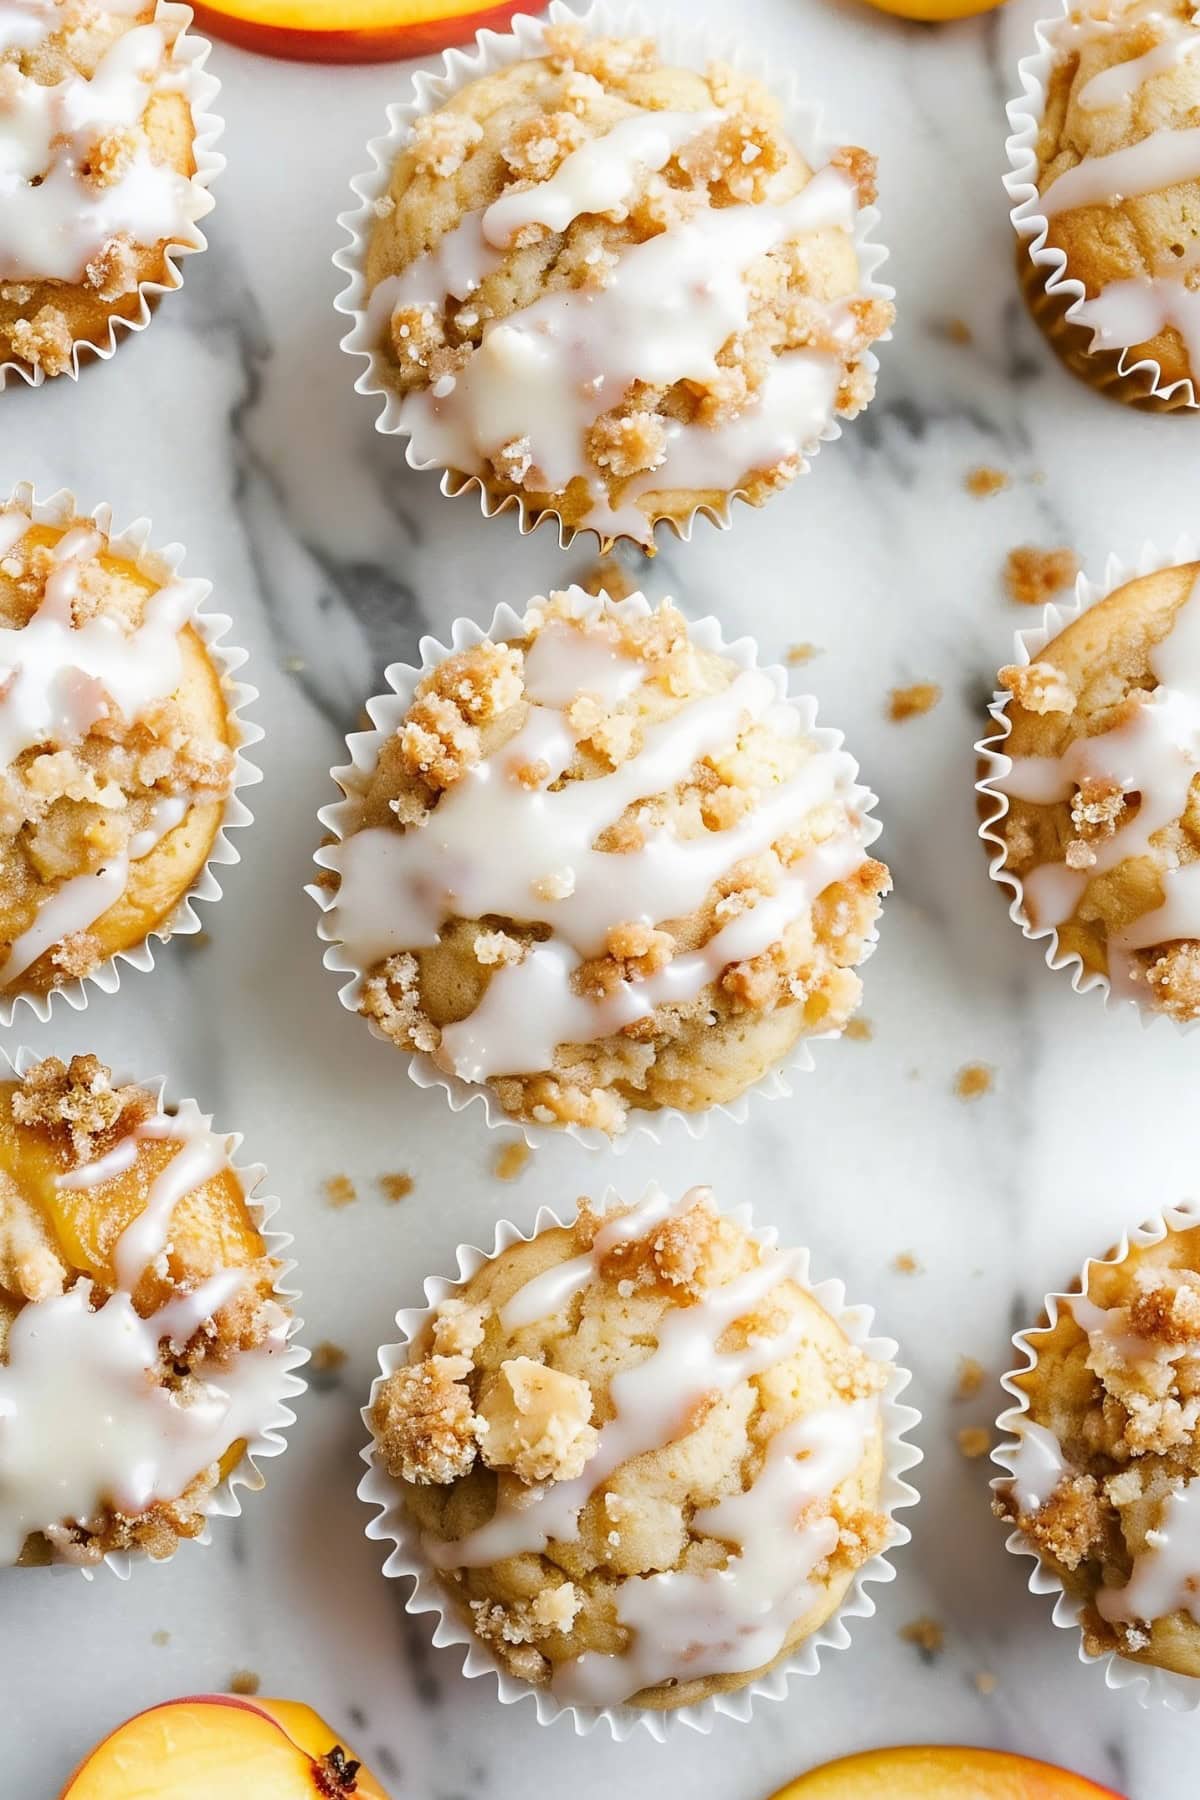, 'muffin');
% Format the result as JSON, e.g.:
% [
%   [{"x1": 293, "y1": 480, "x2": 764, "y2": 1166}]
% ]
[
  {"x1": 354, "y1": 20, "x2": 892, "y2": 546},
  {"x1": 0, "y1": 1053, "x2": 298, "y2": 1567},
  {"x1": 364, "y1": 1184, "x2": 901, "y2": 1711},
  {"x1": 0, "y1": 494, "x2": 244, "y2": 1010},
  {"x1": 982, "y1": 559, "x2": 1200, "y2": 1021},
  {"x1": 1010, "y1": 0, "x2": 1200, "y2": 408},
  {"x1": 0, "y1": 0, "x2": 216, "y2": 383},
  {"x1": 317, "y1": 587, "x2": 888, "y2": 1137},
  {"x1": 995, "y1": 1208, "x2": 1200, "y2": 1680}
]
